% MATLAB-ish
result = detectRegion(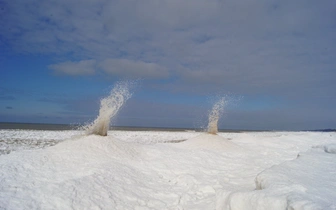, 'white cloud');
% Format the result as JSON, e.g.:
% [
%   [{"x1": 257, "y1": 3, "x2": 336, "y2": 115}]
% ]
[
  {"x1": 49, "y1": 60, "x2": 97, "y2": 76},
  {"x1": 48, "y1": 59, "x2": 169, "y2": 79},
  {"x1": 100, "y1": 59, "x2": 169, "y2": 79}
]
